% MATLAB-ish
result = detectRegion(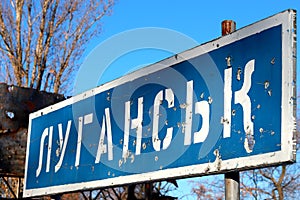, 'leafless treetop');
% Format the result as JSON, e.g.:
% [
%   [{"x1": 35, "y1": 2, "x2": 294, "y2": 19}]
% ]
[{"x1": 0, "y1": 0, "x2": 114, "y2": 94}]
